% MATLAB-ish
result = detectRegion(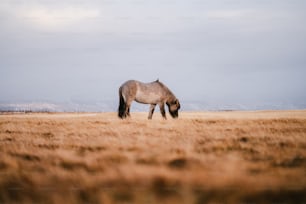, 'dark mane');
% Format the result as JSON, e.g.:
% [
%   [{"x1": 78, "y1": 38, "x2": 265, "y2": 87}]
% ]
[
  {"x1": 155, "y1": 80, "x2": 175, "y2": 99},
  {"x1": 155, "y1": 80, "x2": 166, "y2": 88}
]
